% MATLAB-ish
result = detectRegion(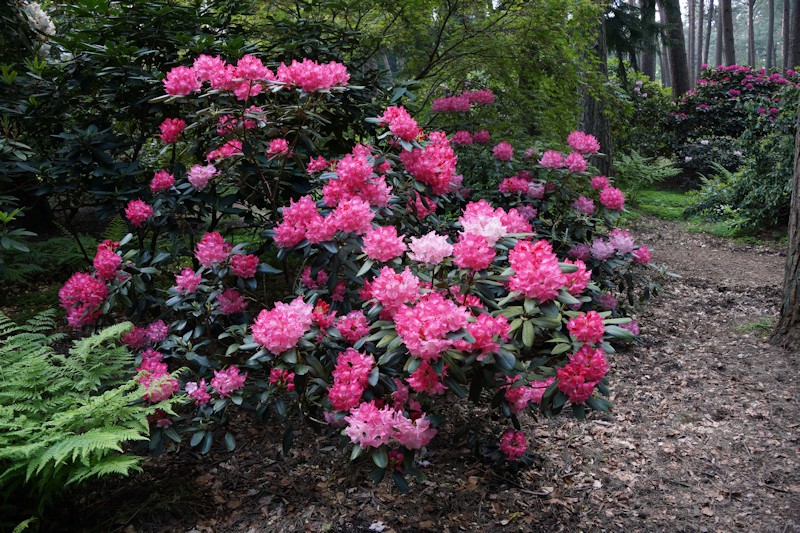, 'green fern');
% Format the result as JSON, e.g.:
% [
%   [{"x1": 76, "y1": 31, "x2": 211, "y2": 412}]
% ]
[
  {"x1": 0, "y1": 311, "x2": 177, "y2": 515},
  {"x1": 100, "y1": 214, "x2": 129, "y2": 243}
]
